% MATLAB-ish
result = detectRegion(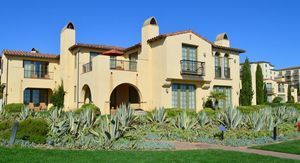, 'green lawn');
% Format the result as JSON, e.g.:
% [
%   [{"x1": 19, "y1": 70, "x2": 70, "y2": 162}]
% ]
[
  {"x1": 0, "y1": 147, "x2": 298, "y2": 163},
  {"x1": 252, "y1": 139, "x2": 300, "y2": 155}
]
